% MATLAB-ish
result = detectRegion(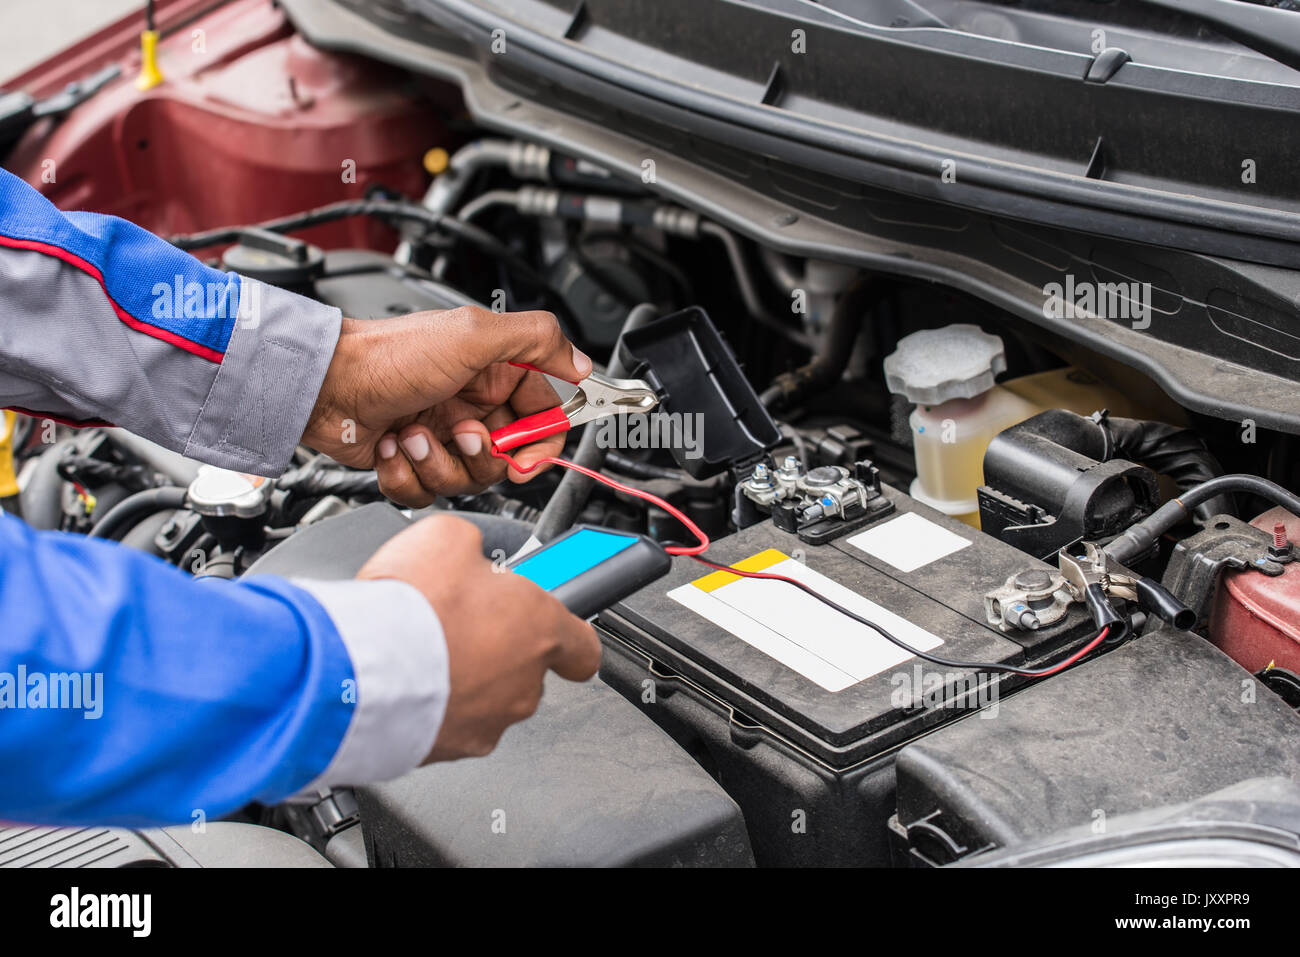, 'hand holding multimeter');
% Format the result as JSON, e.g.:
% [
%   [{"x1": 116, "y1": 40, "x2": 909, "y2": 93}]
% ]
[
  {"x1": 355, "y1": 513, "x2": 605, "y2": 762},
  {"x1": 507, "y1": 527, "x2": 672, "y2": 619}
]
